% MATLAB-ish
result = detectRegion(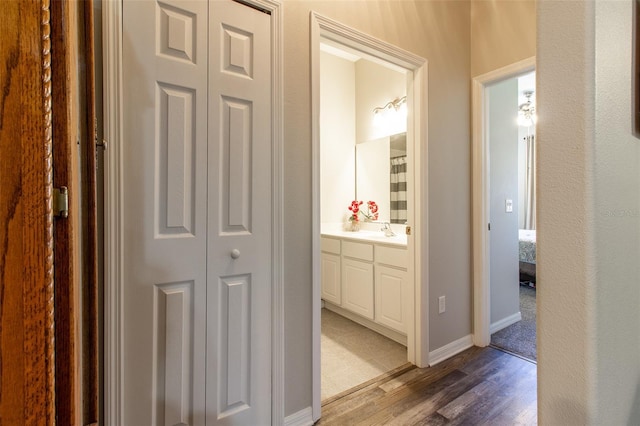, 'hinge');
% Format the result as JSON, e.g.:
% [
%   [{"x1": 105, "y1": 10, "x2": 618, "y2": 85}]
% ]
[
  {"x1": 488, "y1": 223, "x2": 491, "y2": 231},
  {"x1": 53, "y1": 186, "x2": 69, "y2": 218}
]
